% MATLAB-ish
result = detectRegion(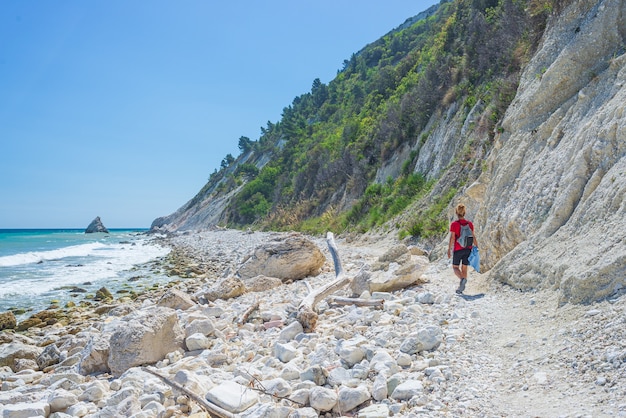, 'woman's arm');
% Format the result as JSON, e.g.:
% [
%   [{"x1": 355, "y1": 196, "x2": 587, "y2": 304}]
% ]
[{"x1": 448, "y1": 233, "x2": 455, "y2": 258}]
